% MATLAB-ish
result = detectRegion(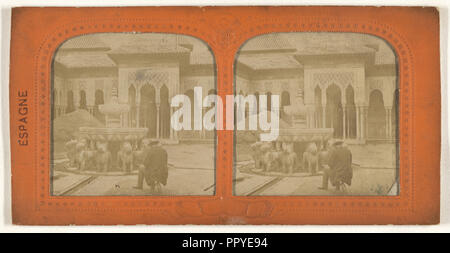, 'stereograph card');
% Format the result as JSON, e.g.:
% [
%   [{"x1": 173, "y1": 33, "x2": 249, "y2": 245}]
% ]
[{"x1": 9, "y1": 6, "x2": 440, "y2": 224}]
